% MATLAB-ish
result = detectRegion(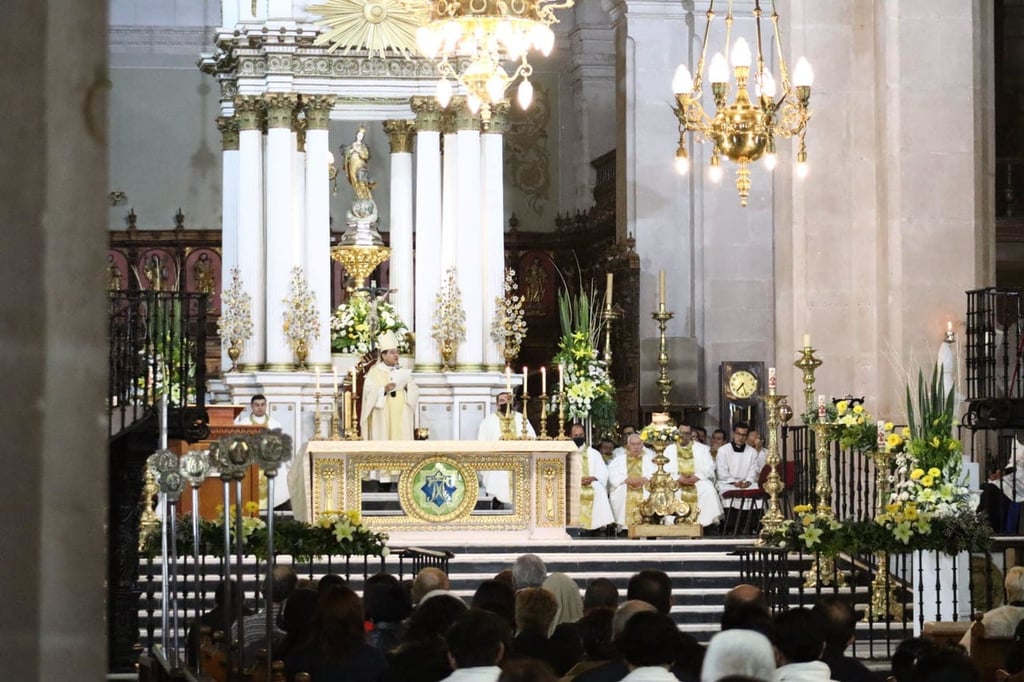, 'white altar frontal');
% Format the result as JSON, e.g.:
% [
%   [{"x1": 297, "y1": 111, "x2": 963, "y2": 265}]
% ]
[{"x1": 290, "y1": 439, "x2": 576, "y2": 543}]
